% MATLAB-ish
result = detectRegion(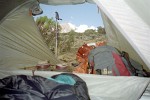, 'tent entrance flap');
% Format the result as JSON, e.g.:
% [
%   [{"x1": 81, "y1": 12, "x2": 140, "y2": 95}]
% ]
[
  {"x1": 93, "y1": 0, "x2": 150, "y2": 70},
  {"x1": 0, "y1": 0, "x2": 59, "y2": 70}
]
